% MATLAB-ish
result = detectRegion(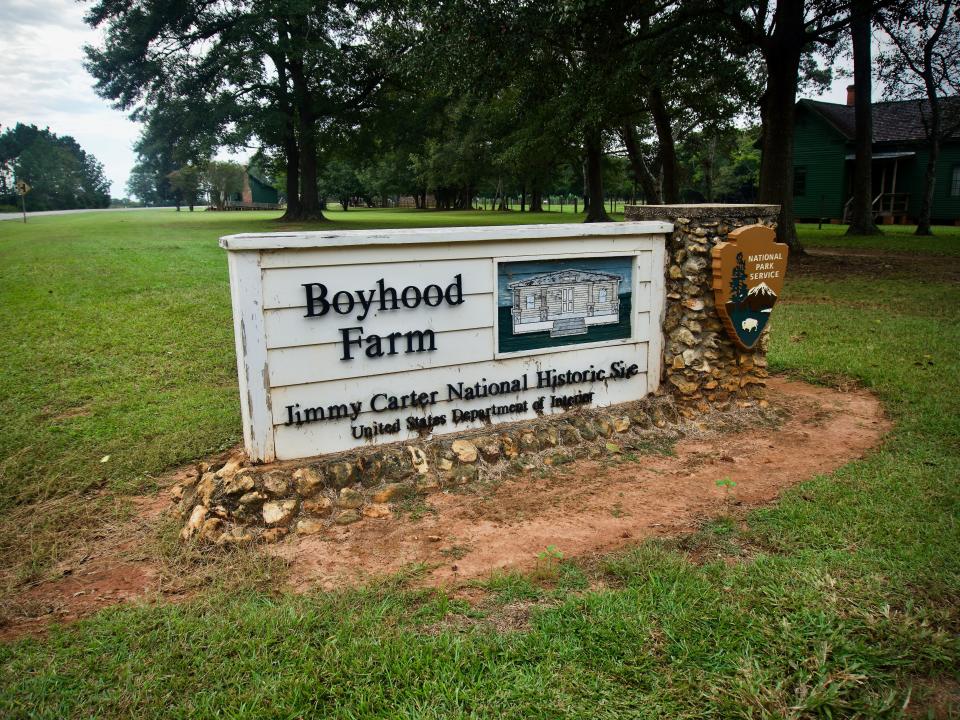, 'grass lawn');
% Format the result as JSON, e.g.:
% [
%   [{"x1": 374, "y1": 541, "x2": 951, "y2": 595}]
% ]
[
  {"x1": 797, "y1": 222, "x2": 960, "y2": 255},
  {"x1": 0, "y1": 210, "x2": 958, "y2": 717}
]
